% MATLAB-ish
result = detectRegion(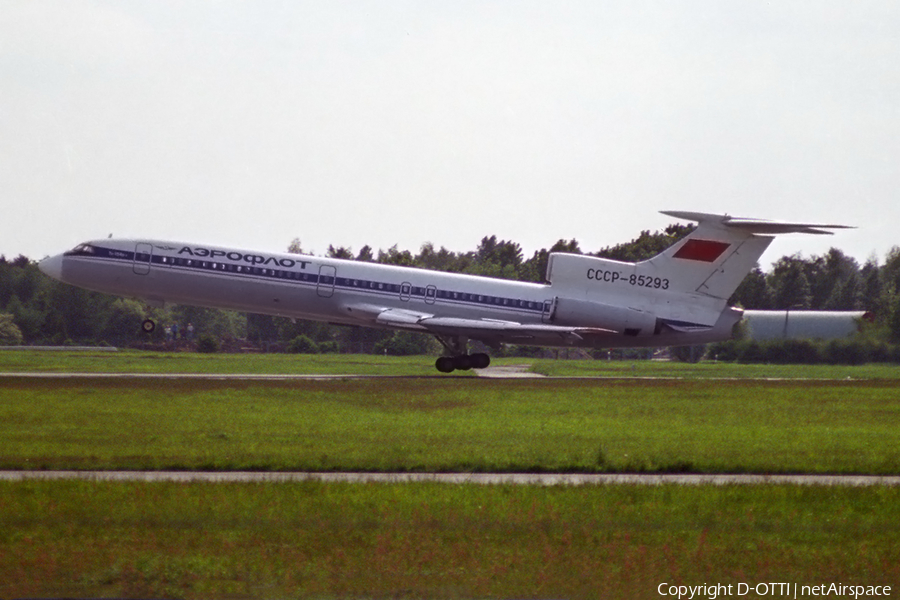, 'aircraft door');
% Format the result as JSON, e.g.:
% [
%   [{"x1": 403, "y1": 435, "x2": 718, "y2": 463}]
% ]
[
  {"x1": 541, "y1": 298, "x2": 557, "y2": 324},
  {"x1": 425, "y1": 285, "x2": 437, "y2": 305},
  {"x1": 317, "y1": 265, "x2": 336, "y2": 298},
  {"x1": 133, "y1": 243, "x2": 152, "y2": 275},
  {"x1": 400, "y1": 282, "x2": 412, "y2": 302}
]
